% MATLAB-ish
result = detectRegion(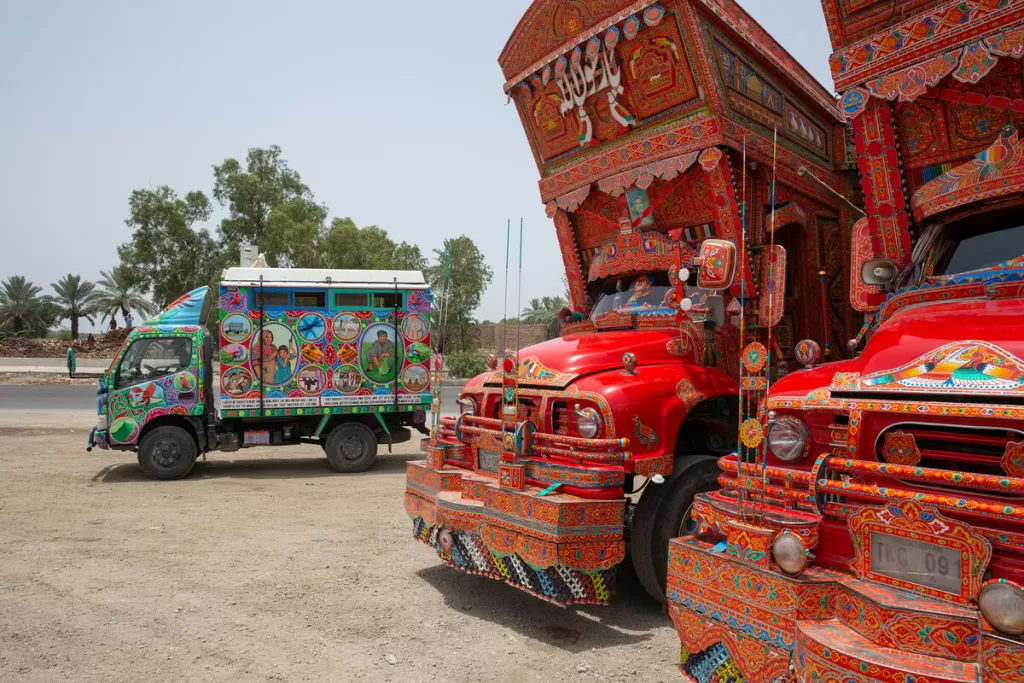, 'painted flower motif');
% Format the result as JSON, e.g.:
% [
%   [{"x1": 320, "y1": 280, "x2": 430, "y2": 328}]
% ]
[
  {"x1": 740, "y1": 418, "x2": 763, "y2": 449},
  {"x1": 742, "y1": 343, "x2": 767, "y2": 374},
  {"x1": 322, "y1": 345, "x2": 337, "y2": 366}
]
